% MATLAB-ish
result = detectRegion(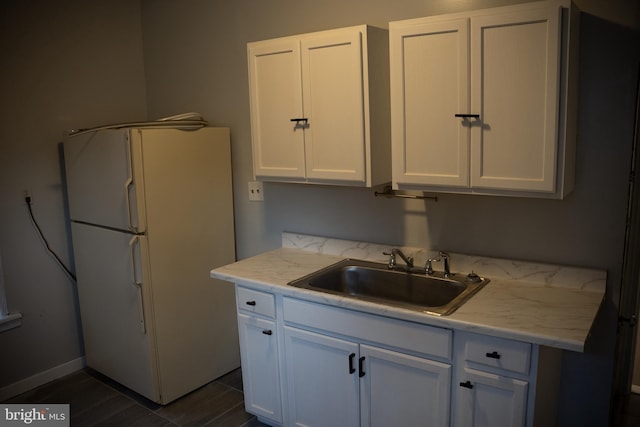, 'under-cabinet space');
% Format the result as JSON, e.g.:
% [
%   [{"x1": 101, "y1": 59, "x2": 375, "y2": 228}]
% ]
[{"x1": 248, "y1": 25, "x2": 391, "y2": 187}]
